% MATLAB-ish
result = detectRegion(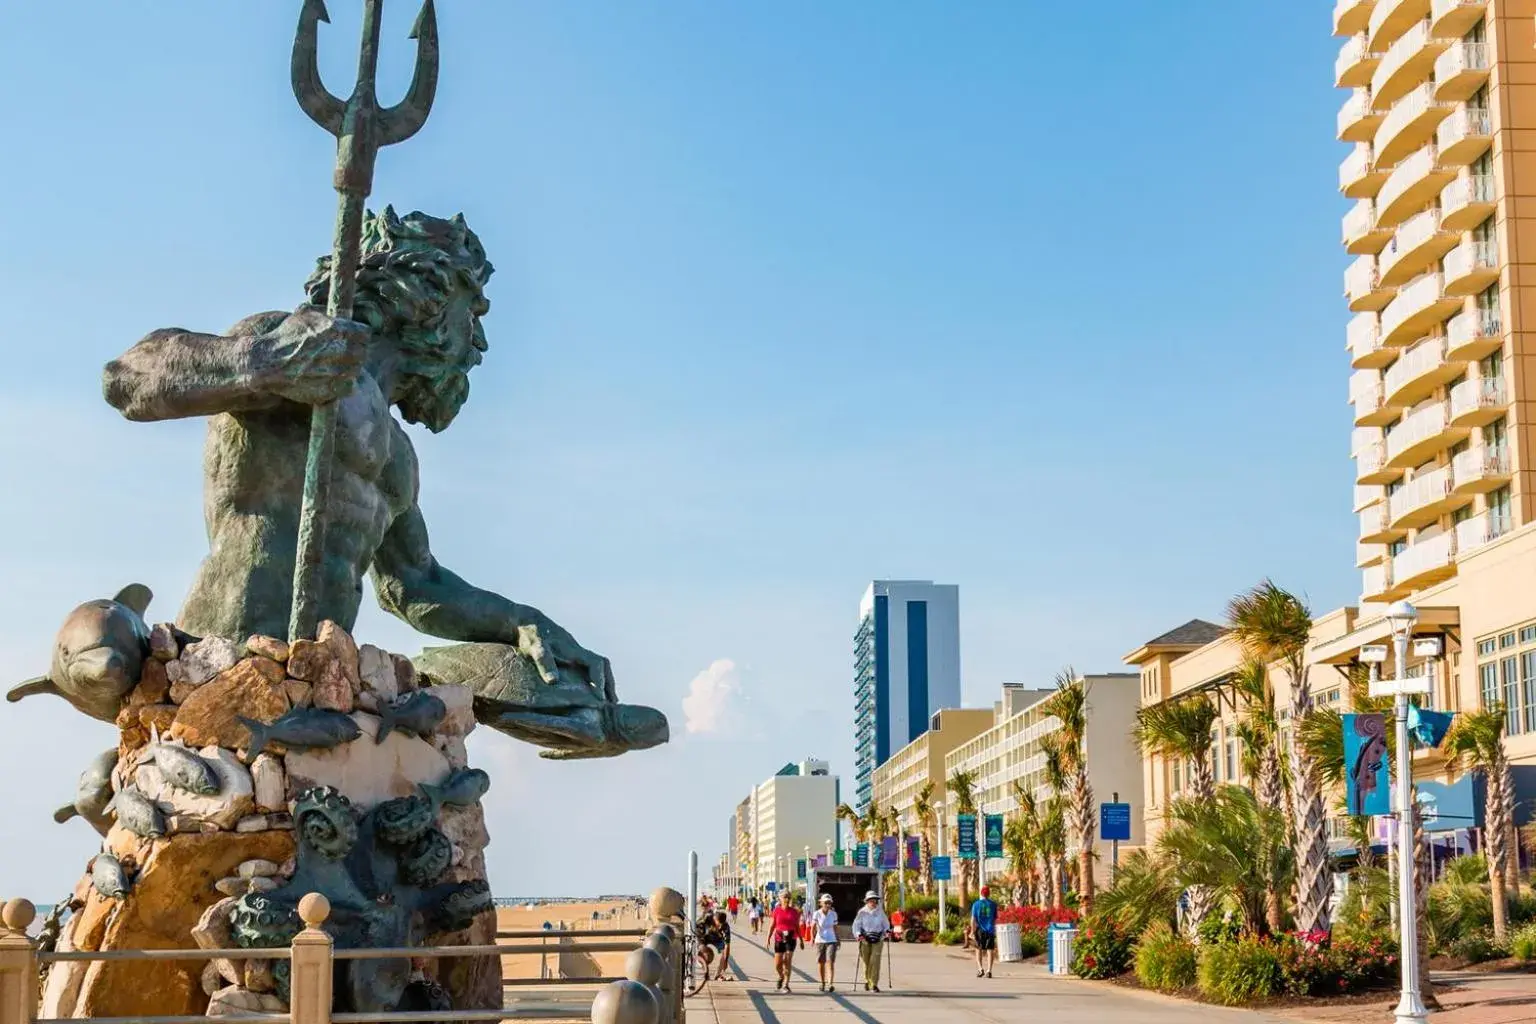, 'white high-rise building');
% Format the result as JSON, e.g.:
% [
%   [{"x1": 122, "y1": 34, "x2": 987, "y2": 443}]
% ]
[
  {"x1": 749, "y1": 758, "x2": 838, "y2": 891},
  {"x1": 853, "y1": 580, "x2": 961, "y2": 811}
]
